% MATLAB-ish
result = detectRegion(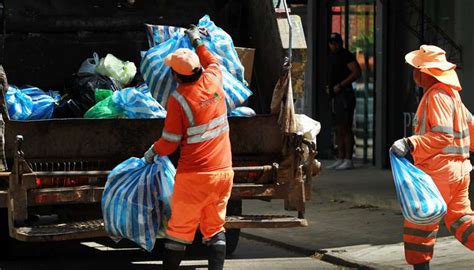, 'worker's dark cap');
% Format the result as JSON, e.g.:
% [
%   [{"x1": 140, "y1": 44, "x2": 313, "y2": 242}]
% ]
[{"x1": 329, "y1": 32, "x2": 343, "y2": 44}]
